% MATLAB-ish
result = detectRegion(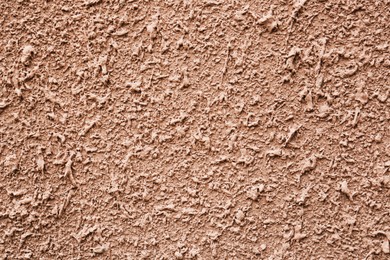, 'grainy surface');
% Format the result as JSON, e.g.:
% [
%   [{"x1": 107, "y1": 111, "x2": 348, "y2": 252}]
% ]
[{"x1": 0, "y1": 0, "x2": 390, "y2": 259}]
